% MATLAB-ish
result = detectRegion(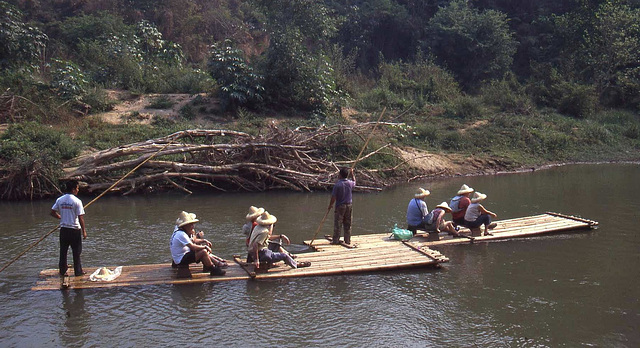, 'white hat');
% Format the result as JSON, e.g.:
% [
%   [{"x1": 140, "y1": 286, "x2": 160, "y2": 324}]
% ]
[
  {"x1": 457, "y1": 184, "x2": 474, "y2": 195},
  {"x1": 435, "y1": 201, "x2": 452, "y2": 212},
  {"x1": 246, "y1": 206, "x2": 265, "y2": 221},
  {"x1": 176, "y1": 211, "x2": 199, "y2": 227},
  {"x1": 471, "y1": 192, "x2": 487, "y2": 203},
  {"x1": 256, "y1": 211, "x2": 277, "y2": 226},
  {"x1": 414, "y1": 188, "x2": 431, "y2": 198}
]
